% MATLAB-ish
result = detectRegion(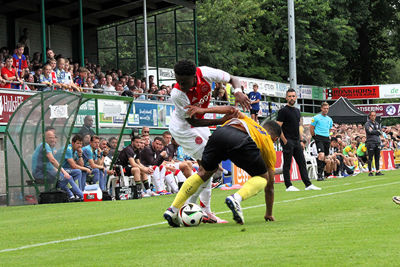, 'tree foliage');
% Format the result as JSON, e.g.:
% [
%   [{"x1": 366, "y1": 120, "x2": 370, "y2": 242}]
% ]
[{"x1": 196, "y1": 0, "x2": 400, "y2": 86}]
